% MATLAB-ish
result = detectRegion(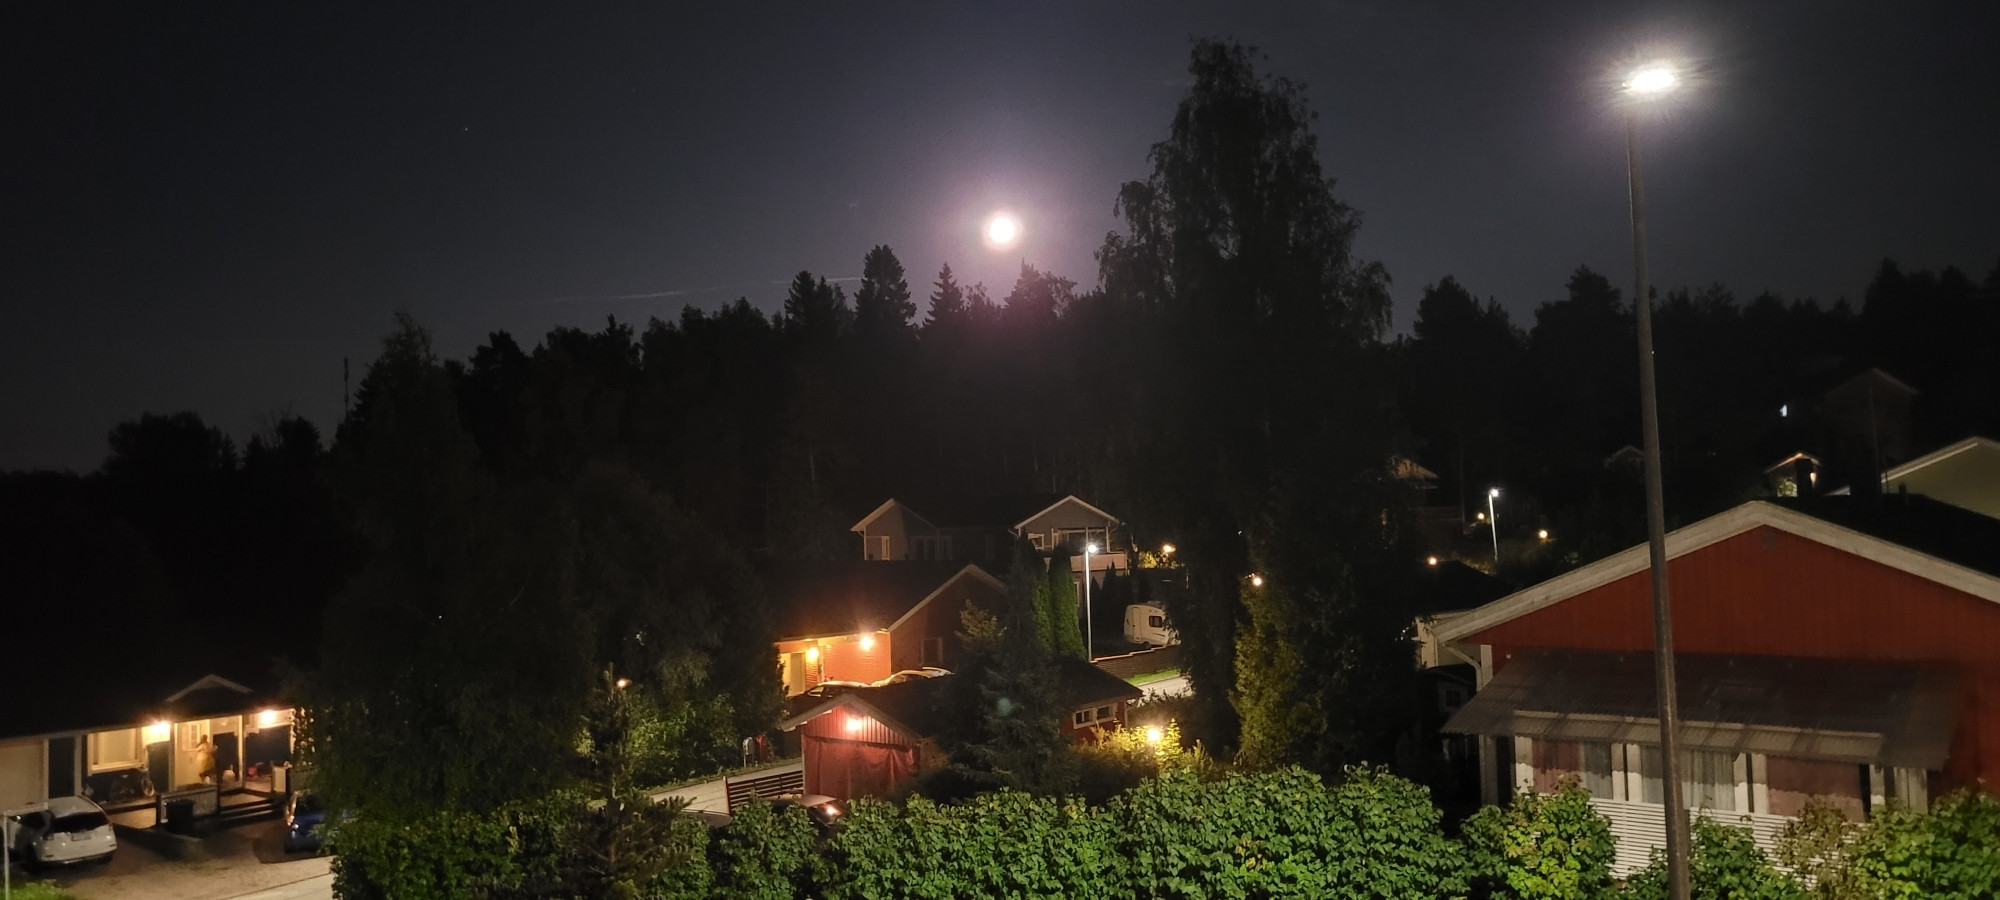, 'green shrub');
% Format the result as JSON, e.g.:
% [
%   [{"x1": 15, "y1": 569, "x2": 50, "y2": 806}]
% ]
[
  {"x1": 1112, "y1": 765, "x2": 1466, "y2": 899},
  {"x1": 328, "y1": 805, "x2": 526, "y2": 900},
  {"x1": 1774, "y1": 798, "x2": 1866, "y2": 900},
  {"x1": 707, "y1": 799, "x2": 818, "y2": 900},
  {"x1": 1461, "y1": 781, "x2": 1616, "y2": 900},
  {"x1": 1623, "y1": 817, "x2": 1803, "y2": 900},
  {"x1": 817, "y1": 792, "x2": 1121, "y2": 900},
  {"x1": 1848, "y1": 790, "x2": 2000, "y2": 900}
]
